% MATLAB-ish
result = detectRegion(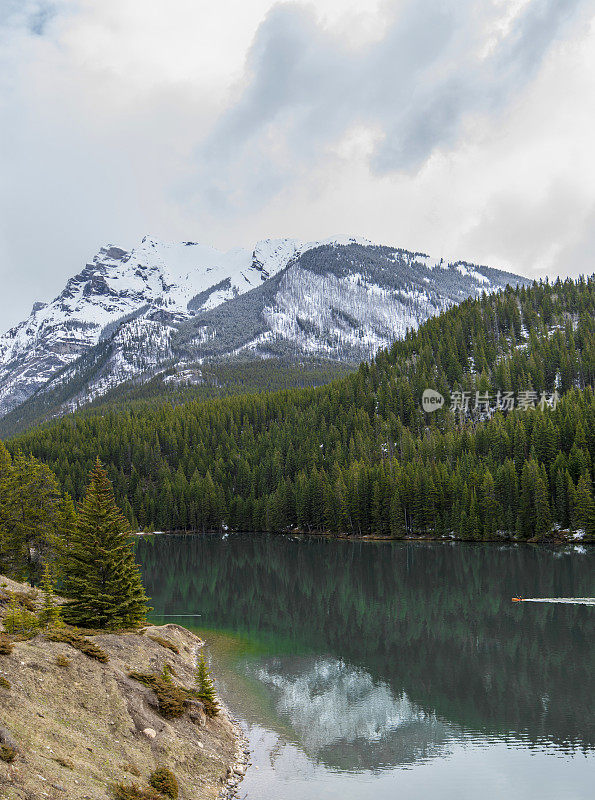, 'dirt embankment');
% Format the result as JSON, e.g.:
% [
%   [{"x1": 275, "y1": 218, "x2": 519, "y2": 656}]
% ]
[{"x1": 0, "y1": 576, "x2": 246, "y2": 800}]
